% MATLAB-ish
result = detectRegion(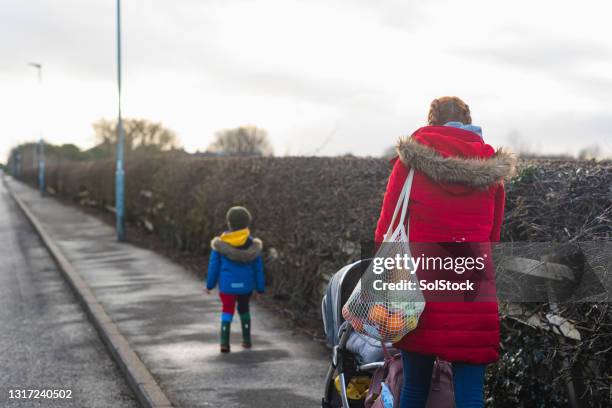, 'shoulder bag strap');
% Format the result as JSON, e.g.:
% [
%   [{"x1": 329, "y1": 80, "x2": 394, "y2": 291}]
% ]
[{"x1": 387, "y1": 168, "x2": 415, "y2": 242}]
